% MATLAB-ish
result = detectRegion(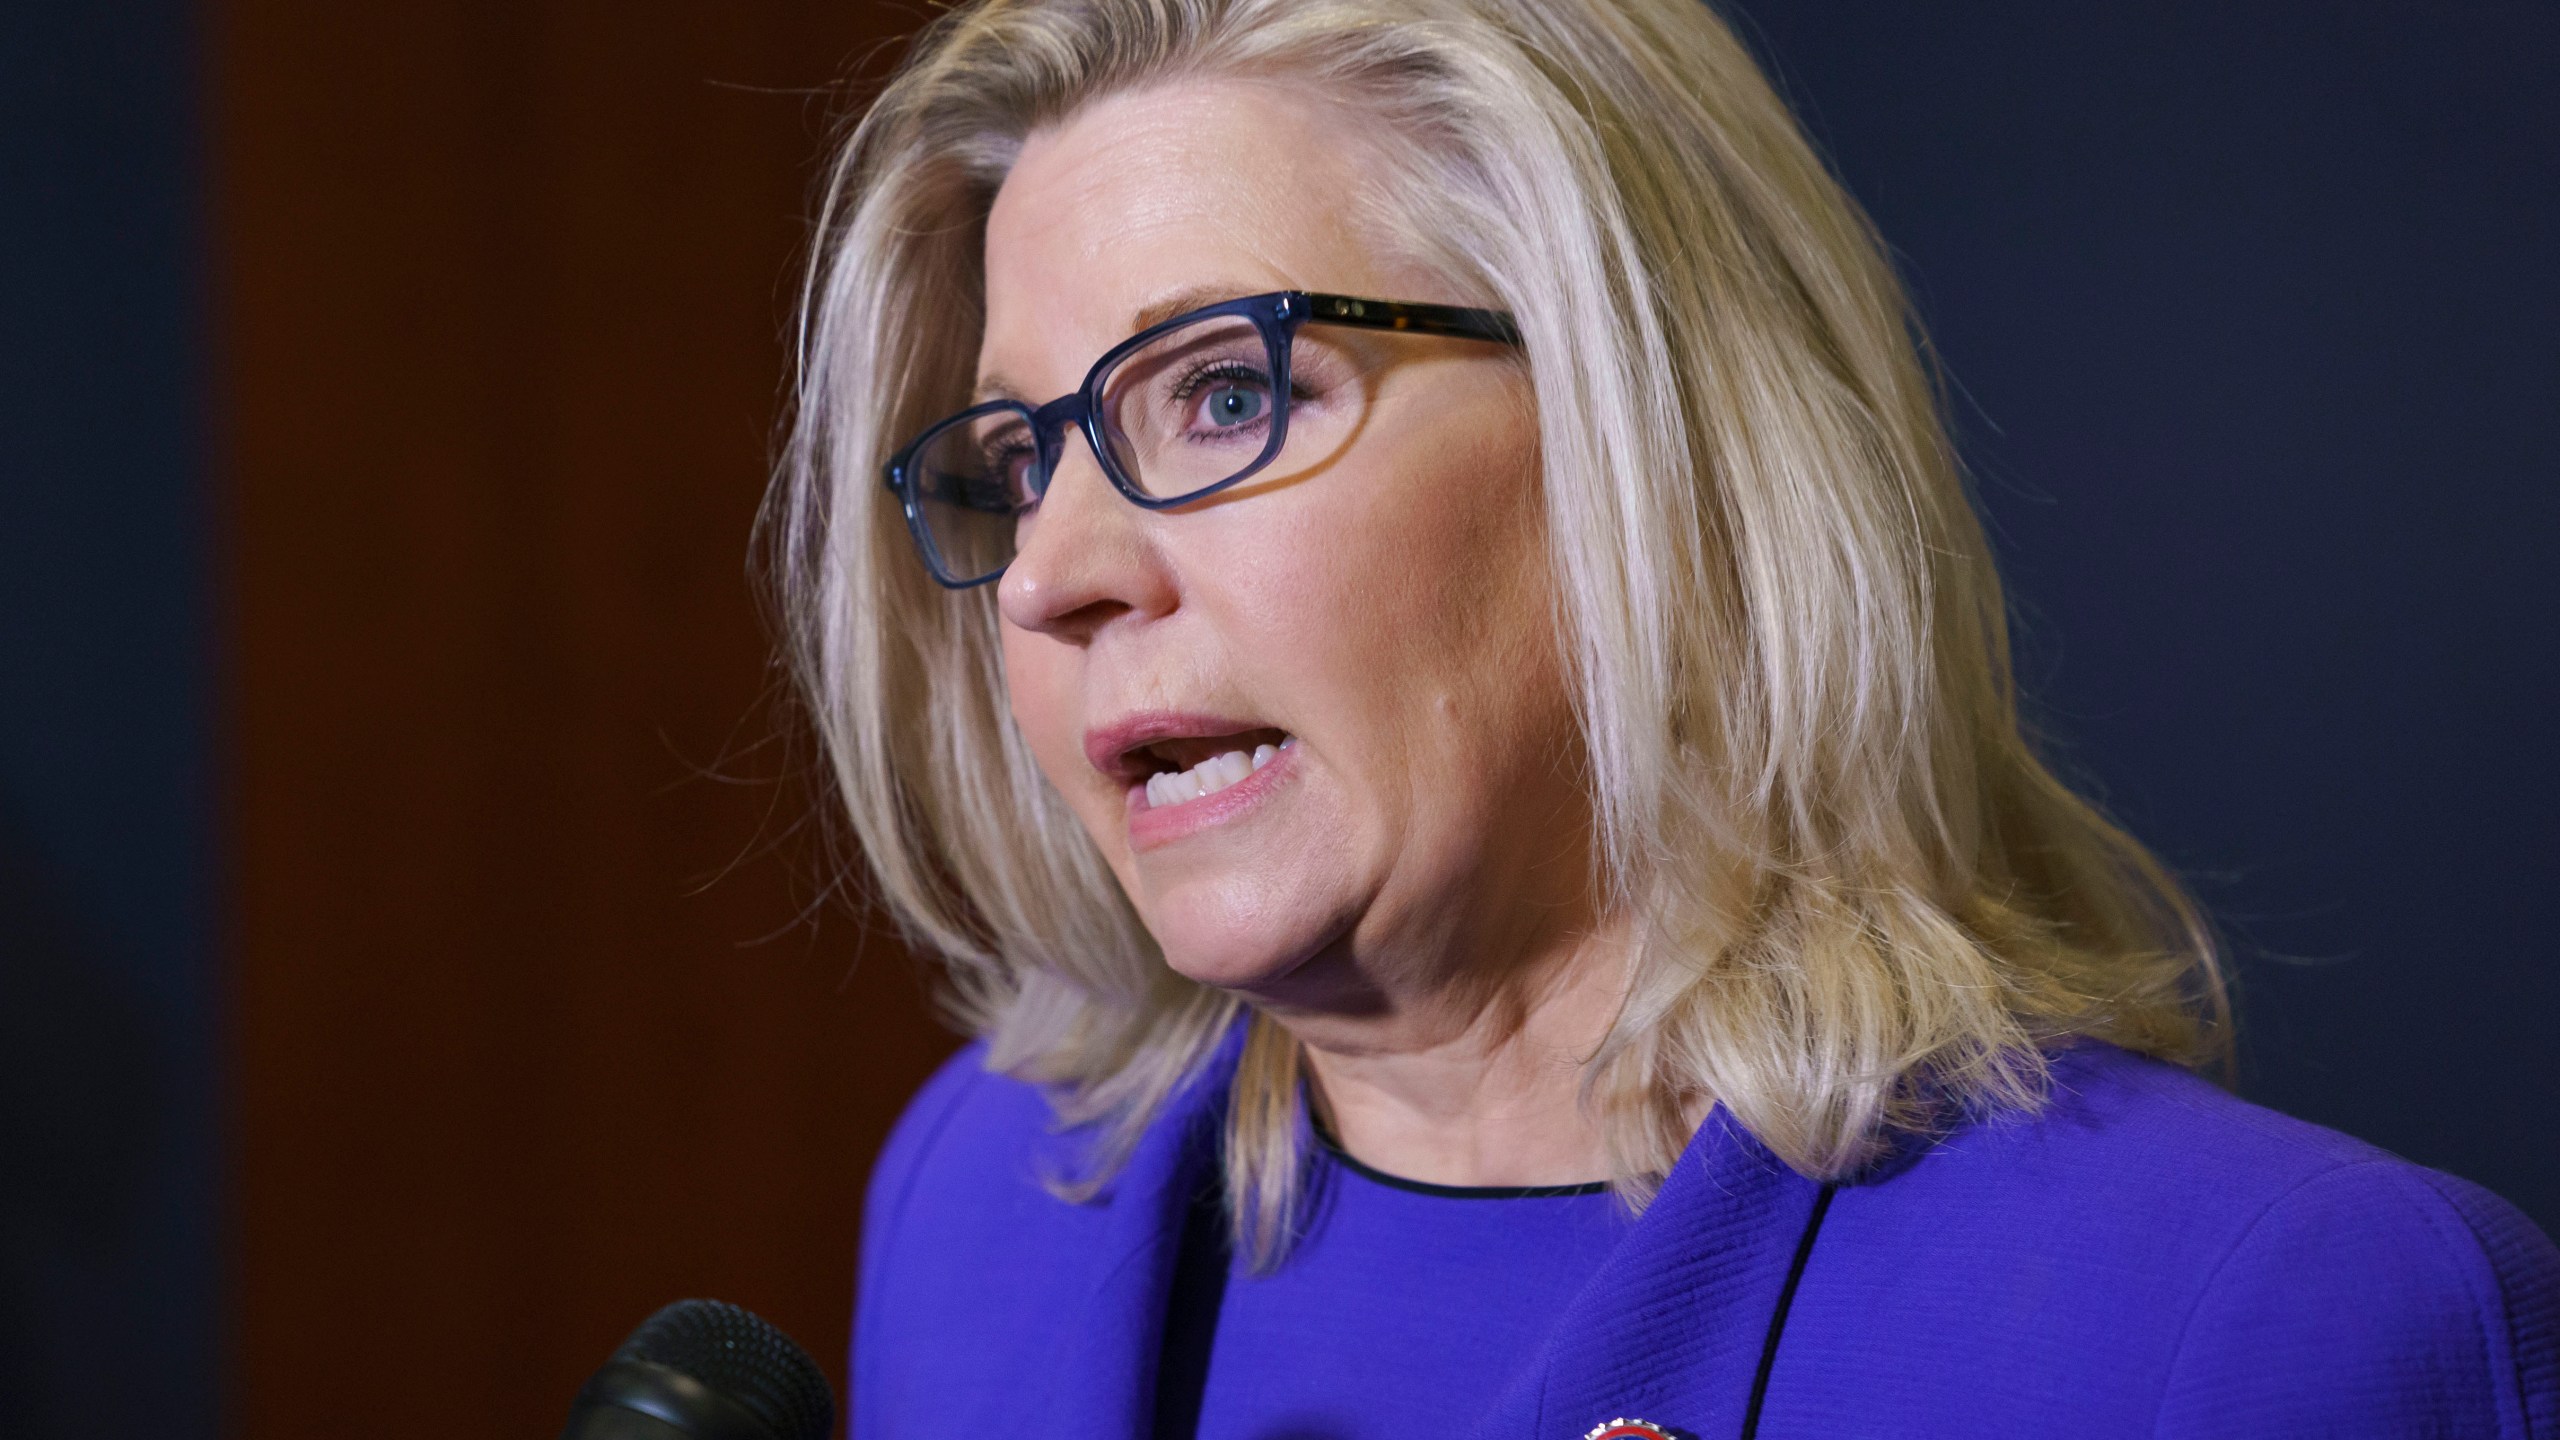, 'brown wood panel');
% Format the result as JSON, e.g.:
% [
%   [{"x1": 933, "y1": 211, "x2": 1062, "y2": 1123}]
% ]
[{"x1": 215, "y1": 5, "x2": 952, "y2": 1434}]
